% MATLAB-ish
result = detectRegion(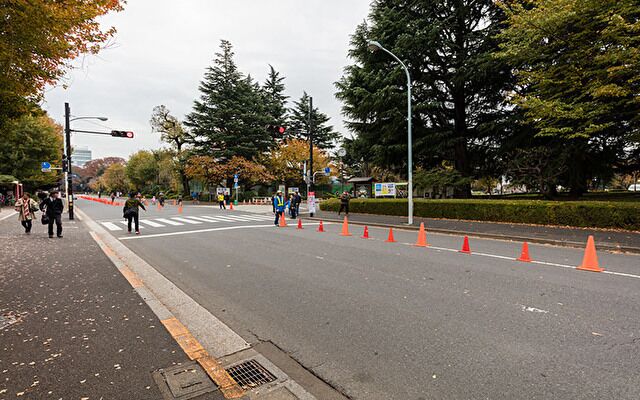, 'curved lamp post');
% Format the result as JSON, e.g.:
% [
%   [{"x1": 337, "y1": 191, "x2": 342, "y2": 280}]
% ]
[{"x1": 367, "y1": 40, "x2": 413, "y2": 225}]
